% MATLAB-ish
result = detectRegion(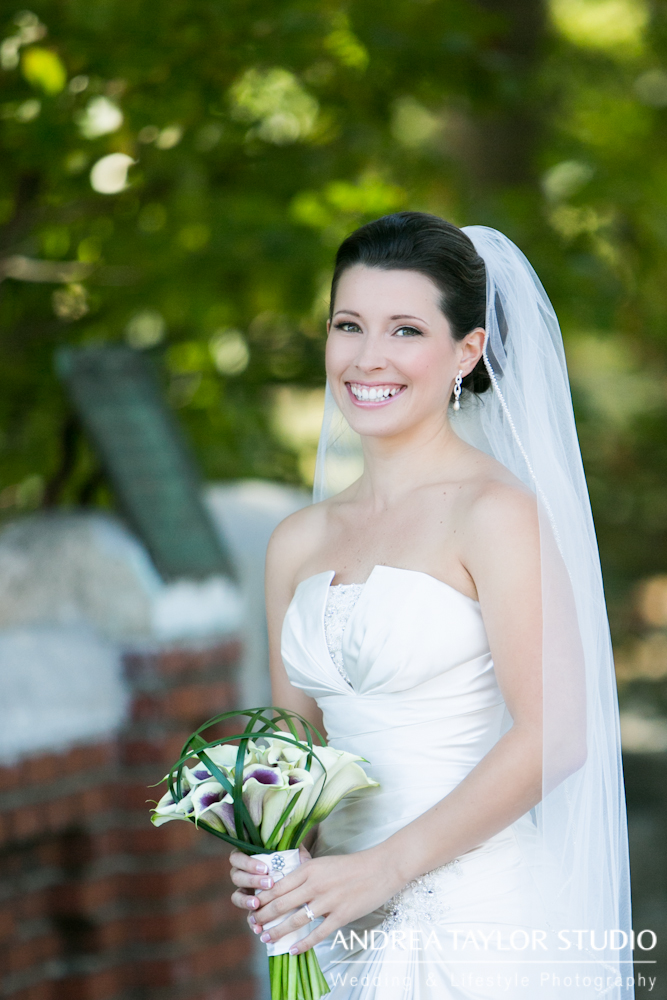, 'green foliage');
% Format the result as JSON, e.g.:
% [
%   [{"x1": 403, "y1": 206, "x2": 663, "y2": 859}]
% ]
[{"x1": 2, "y1": 0, "x2": 667, "y2": 666}]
